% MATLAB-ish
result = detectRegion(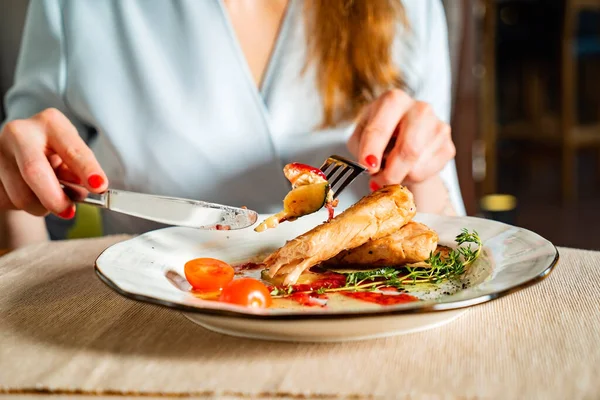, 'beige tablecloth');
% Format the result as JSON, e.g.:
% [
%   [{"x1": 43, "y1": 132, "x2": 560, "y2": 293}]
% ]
[{"x1": 0, "y1": 236, "x2": 598, "y2": 399}]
